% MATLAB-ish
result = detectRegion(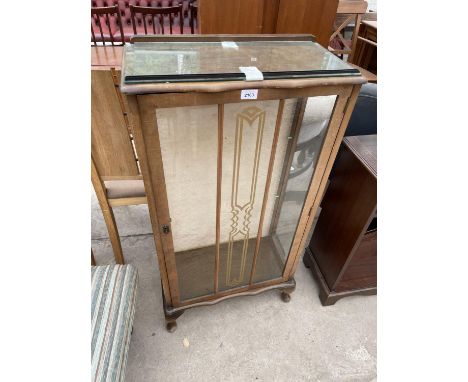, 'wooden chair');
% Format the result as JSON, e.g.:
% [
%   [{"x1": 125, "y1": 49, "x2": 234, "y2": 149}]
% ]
[
  {"x1": 130, "y1": 3, "x2": 183, "y2": 35},
  {"x1": 353, "y1": 20, "x2": 377, "y2": 75},
  {"x1": 328, "y1": 1, "x2": 376, "y2": 83},
  {"x1": 189, "y1": 1, "x2": 198, "y2": 34},
  {"x1": 92, "y1": 69, "x2": 147, "y2": 264},
  {"x1": 91, "y1": 5, "x2": 125, "y2": 46}
]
